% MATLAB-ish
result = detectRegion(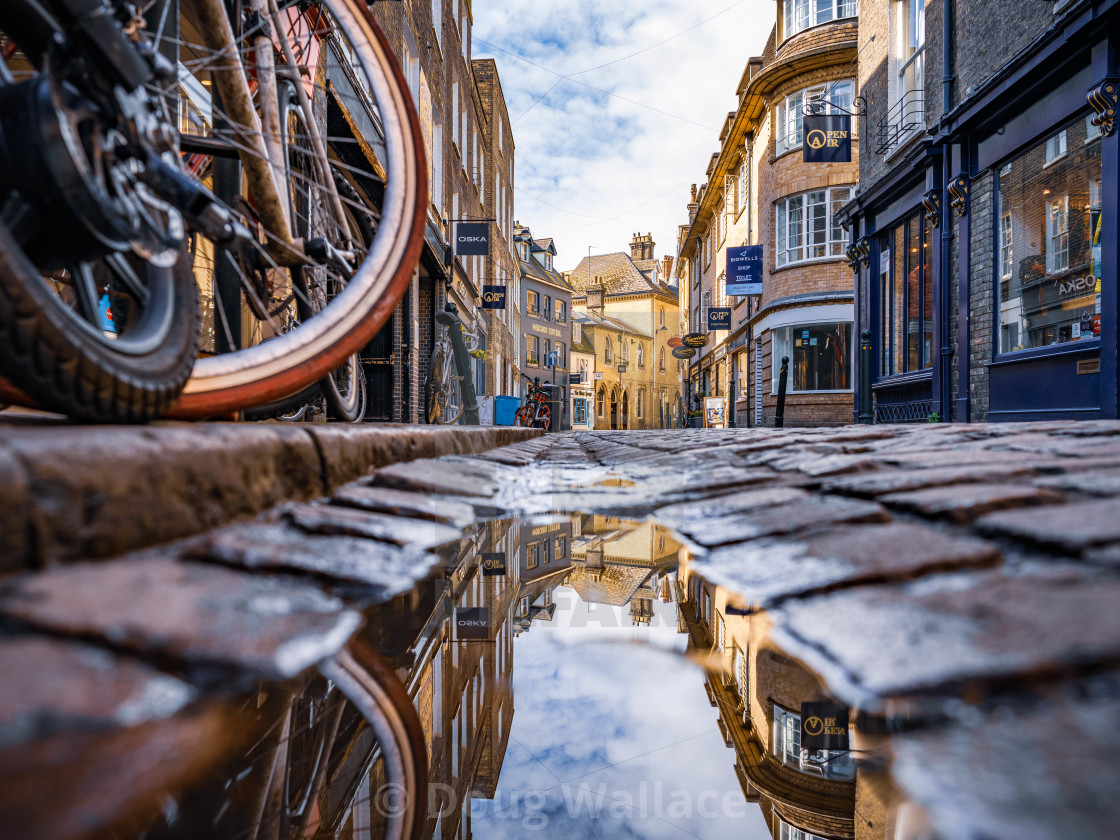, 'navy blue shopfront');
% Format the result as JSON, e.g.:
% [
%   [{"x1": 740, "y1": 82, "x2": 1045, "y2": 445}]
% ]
[{"x1": 846, "y1": 1, "x2": 1120, "y2": 423}]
